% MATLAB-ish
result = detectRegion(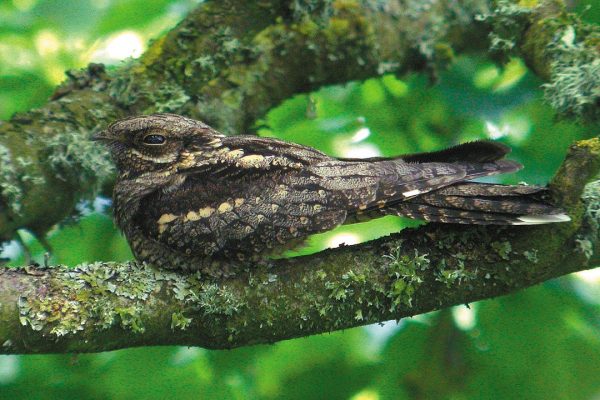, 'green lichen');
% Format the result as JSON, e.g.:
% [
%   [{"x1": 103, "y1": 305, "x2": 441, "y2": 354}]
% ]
[
  {"x1": 18, "y1": 281, "x2": 89, "y2": 337},
  {"x1": 171, "y1": 312, "x2": 192, "y2": 330},
  {"x1": 491, "y1": 240, "x2": 512, "y2": 260},
  {"x1": 317, "y1": 262, "x2": 378, "y2": 331},
  {"x1": 483, "y1": 1, "x2": 600, "y2": 122},
  {"x1": 196, "y1": 282, "x2": 244, "y2": 316},
  {"x1": 290, "y1": 0, "x2": 334, "y2": 23},
  {"x1": 116, "y1": 307, "x2": 145, "y2": 334},
  {"x1": 402, "y1": 0, "x2": 490, "y2": 65},
  {"x1": 354, "y1": 309, "x2": 363, "y2": 321},
  {"x1": 108, "y1": 63, "x2": 190, "y2": 114},
  {"x1": 478, "y1": 1, "x2": 532, "y2": 53},
  {"x1": 44, "y1": 128, "x2": 114, "y2": 195},
  {"x1": 163, "y1": 270, "x2": 245, "y2": 316},
  {"x1": 171, "y1": 276, "x2": 194, "y2": 302},
  {"x1": 16, "y1": 262, "x2": 164, "y2": 338},
  {"x1": 324, "y1": 268, "x2": 368, "y2": 303},
  {"x1": 435, "y1": 258, "x2": 478, "y2": 287},
  {"x1": 543, "y1": 25, "x2": 600, "y2": 122},
  {"x1": 0, "y1": 144, "x2": 22, "y2": 214},
  {"x1": 575, "y1": 179, "x2": 600, "y2": 261},
  {"x1": 575, "y1": 238, "x2": 593, "y2": 260},
  {"x1": 108, "y1": 61, "x2": 139, "y2": 106},
  {"x1": 190, "y1": 55, "x2": 217, "y2": 78},
  {"x1": 18, "y1": 296, "x2": 48, "y2": 332},
  {"x1": 152, "y1": 82, "x2": 191, "y2": 113},
  {"x1": 523, "y1": 249, "x2": 539, "y2": 264},
  {"x1": 112, "y1": 268, "x2": 156, "y2": 300},
  {"x1": 384, "y1": 245, "x2": 430, "y2": 309},
  {"x1": 582, "y1": 179, "x2": 600, "y2": 236},
  {"x1": 408, "y1": 5, "x2": 447, "y2": 60},
  {"x1": 15, "y1": 157, "x2": 45, "y2": 186},
  {"x1": 179, "y1": 25, "x2": 257, "y2": 94}
]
